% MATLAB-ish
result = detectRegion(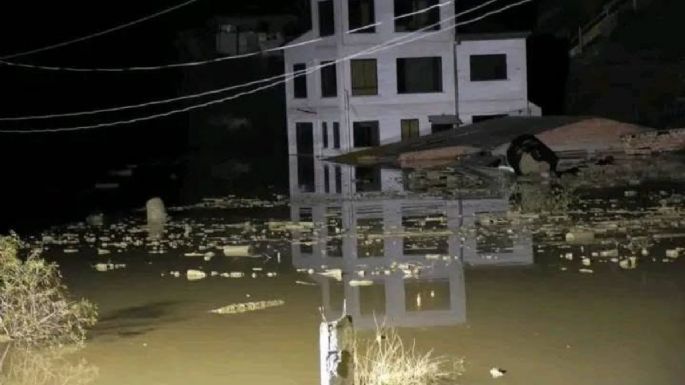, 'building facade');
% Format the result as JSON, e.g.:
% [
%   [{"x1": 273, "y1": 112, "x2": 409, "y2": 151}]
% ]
[{"x1": 284, "y1": 0, "x2": 541, "y2": 157}]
